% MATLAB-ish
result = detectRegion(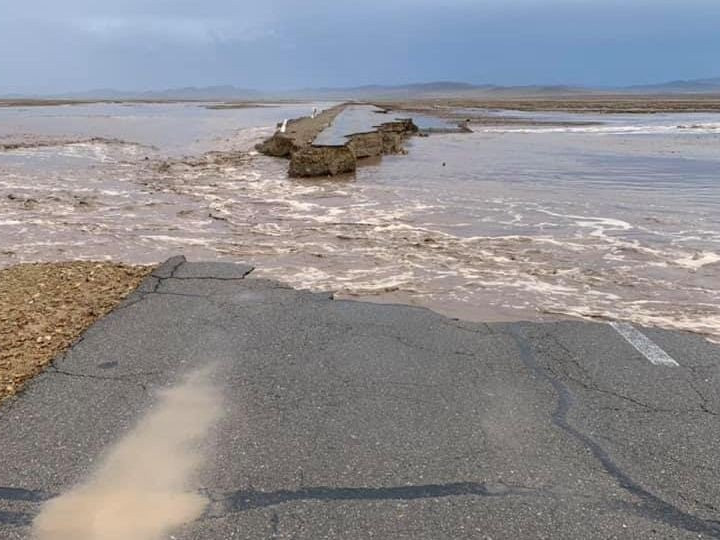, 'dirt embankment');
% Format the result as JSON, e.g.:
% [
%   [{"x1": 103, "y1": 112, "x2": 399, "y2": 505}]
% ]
[
  {"x1": 377, "y1": 95, "x2": 720, "y2": 115},
  {"x1": 0, "y1": 262, "x2": 153, "y2": 403},
  {"x1": 256, "y1": 104, "x2": 419, "y2": 177}
]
